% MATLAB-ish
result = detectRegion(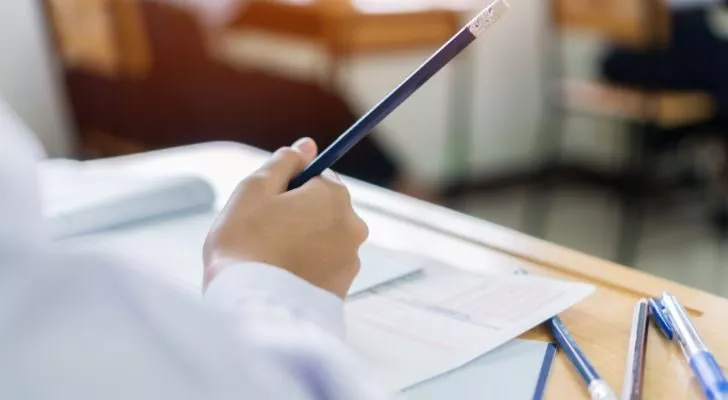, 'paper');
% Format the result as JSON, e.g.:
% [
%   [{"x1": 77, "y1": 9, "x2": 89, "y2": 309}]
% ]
[
  {"x1": 345, "y1": 264, "x2": 593, "y2": 391},
  {"x1": 40, "y1": 160, "x2": 216, "y2": 239},
  {"x1": 58, "y1": 211, "x2": 424, "y2": 295},
  {"x1": 400, "y1": 339, "x2": 556, "y2": 400}
]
